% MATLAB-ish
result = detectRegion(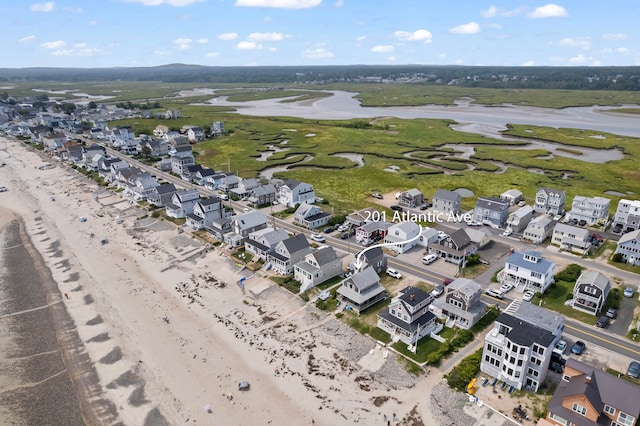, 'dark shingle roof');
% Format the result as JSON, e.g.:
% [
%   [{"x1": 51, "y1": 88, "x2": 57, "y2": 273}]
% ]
[{"x1": 496, "y1": 313, "x2": 556, "y2": 347}]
